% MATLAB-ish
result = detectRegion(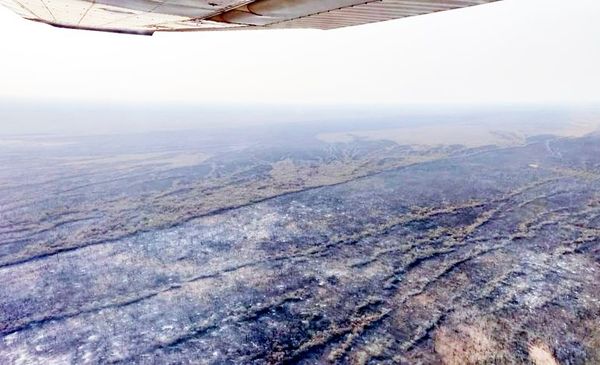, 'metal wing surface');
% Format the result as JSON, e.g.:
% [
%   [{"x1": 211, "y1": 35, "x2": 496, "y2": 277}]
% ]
[{"x1": 0, "y1": 0, "x2": 499, "y2": 34}]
